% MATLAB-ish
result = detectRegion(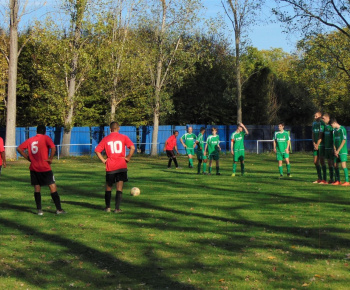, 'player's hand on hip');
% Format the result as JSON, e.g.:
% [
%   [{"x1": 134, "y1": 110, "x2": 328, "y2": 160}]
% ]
[{"x1": 45, "y1": 159, "x2": 53, "y2": 164}]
